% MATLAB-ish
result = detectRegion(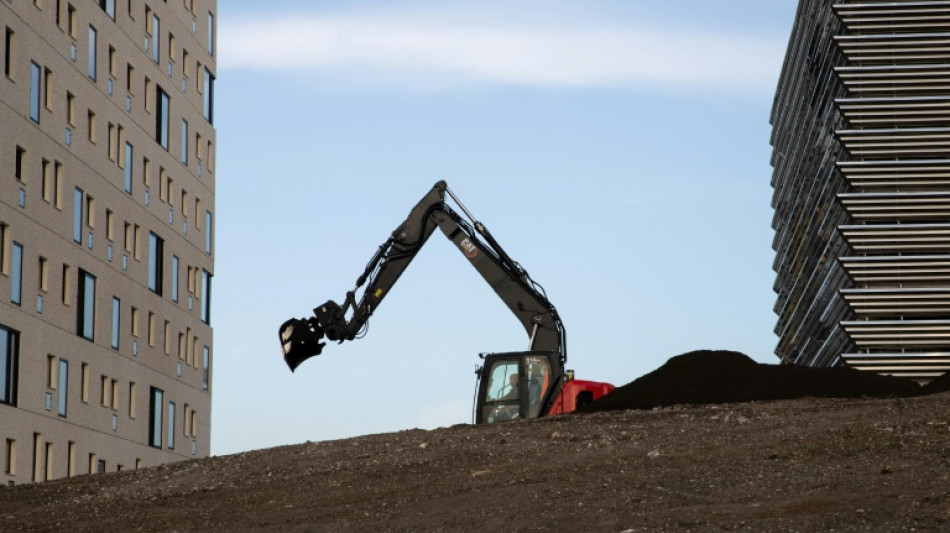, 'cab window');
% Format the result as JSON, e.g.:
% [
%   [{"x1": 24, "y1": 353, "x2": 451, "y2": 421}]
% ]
[
  {"x1": 485, "y1": 361, "x2": 519, "y2": 402},
  {"x1": 482, "y1": 360, "x2": 520, "y2": 423},
  {"x1": 524, "y1": 356, "x2": 551, "y2": 418}
]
